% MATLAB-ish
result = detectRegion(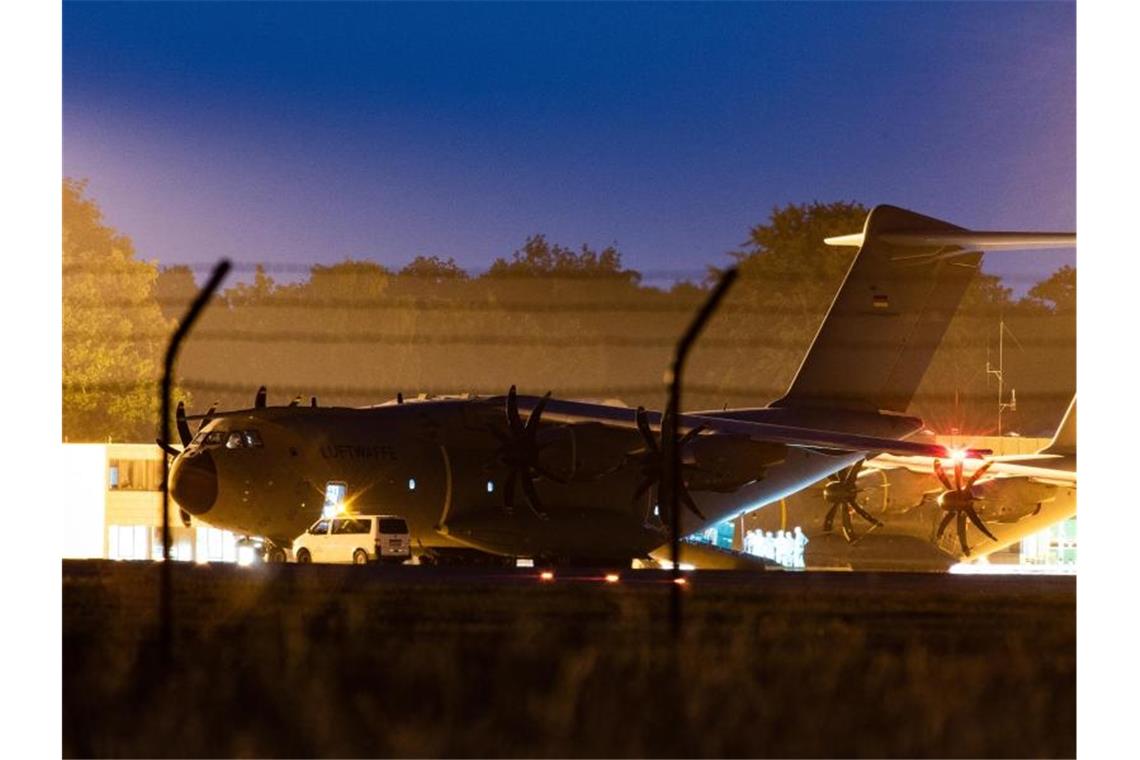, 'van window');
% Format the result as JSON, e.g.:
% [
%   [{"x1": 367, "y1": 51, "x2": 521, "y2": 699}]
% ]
[
  {"x1": 310, "y1": 520, "x2": 330, "y2": 535},
  {"x1": 332, "y1": 518, "x2": 370, "y2": 535},
  {"x1": 379, "y1": 518, "x2": 408, "y2": 534}
]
